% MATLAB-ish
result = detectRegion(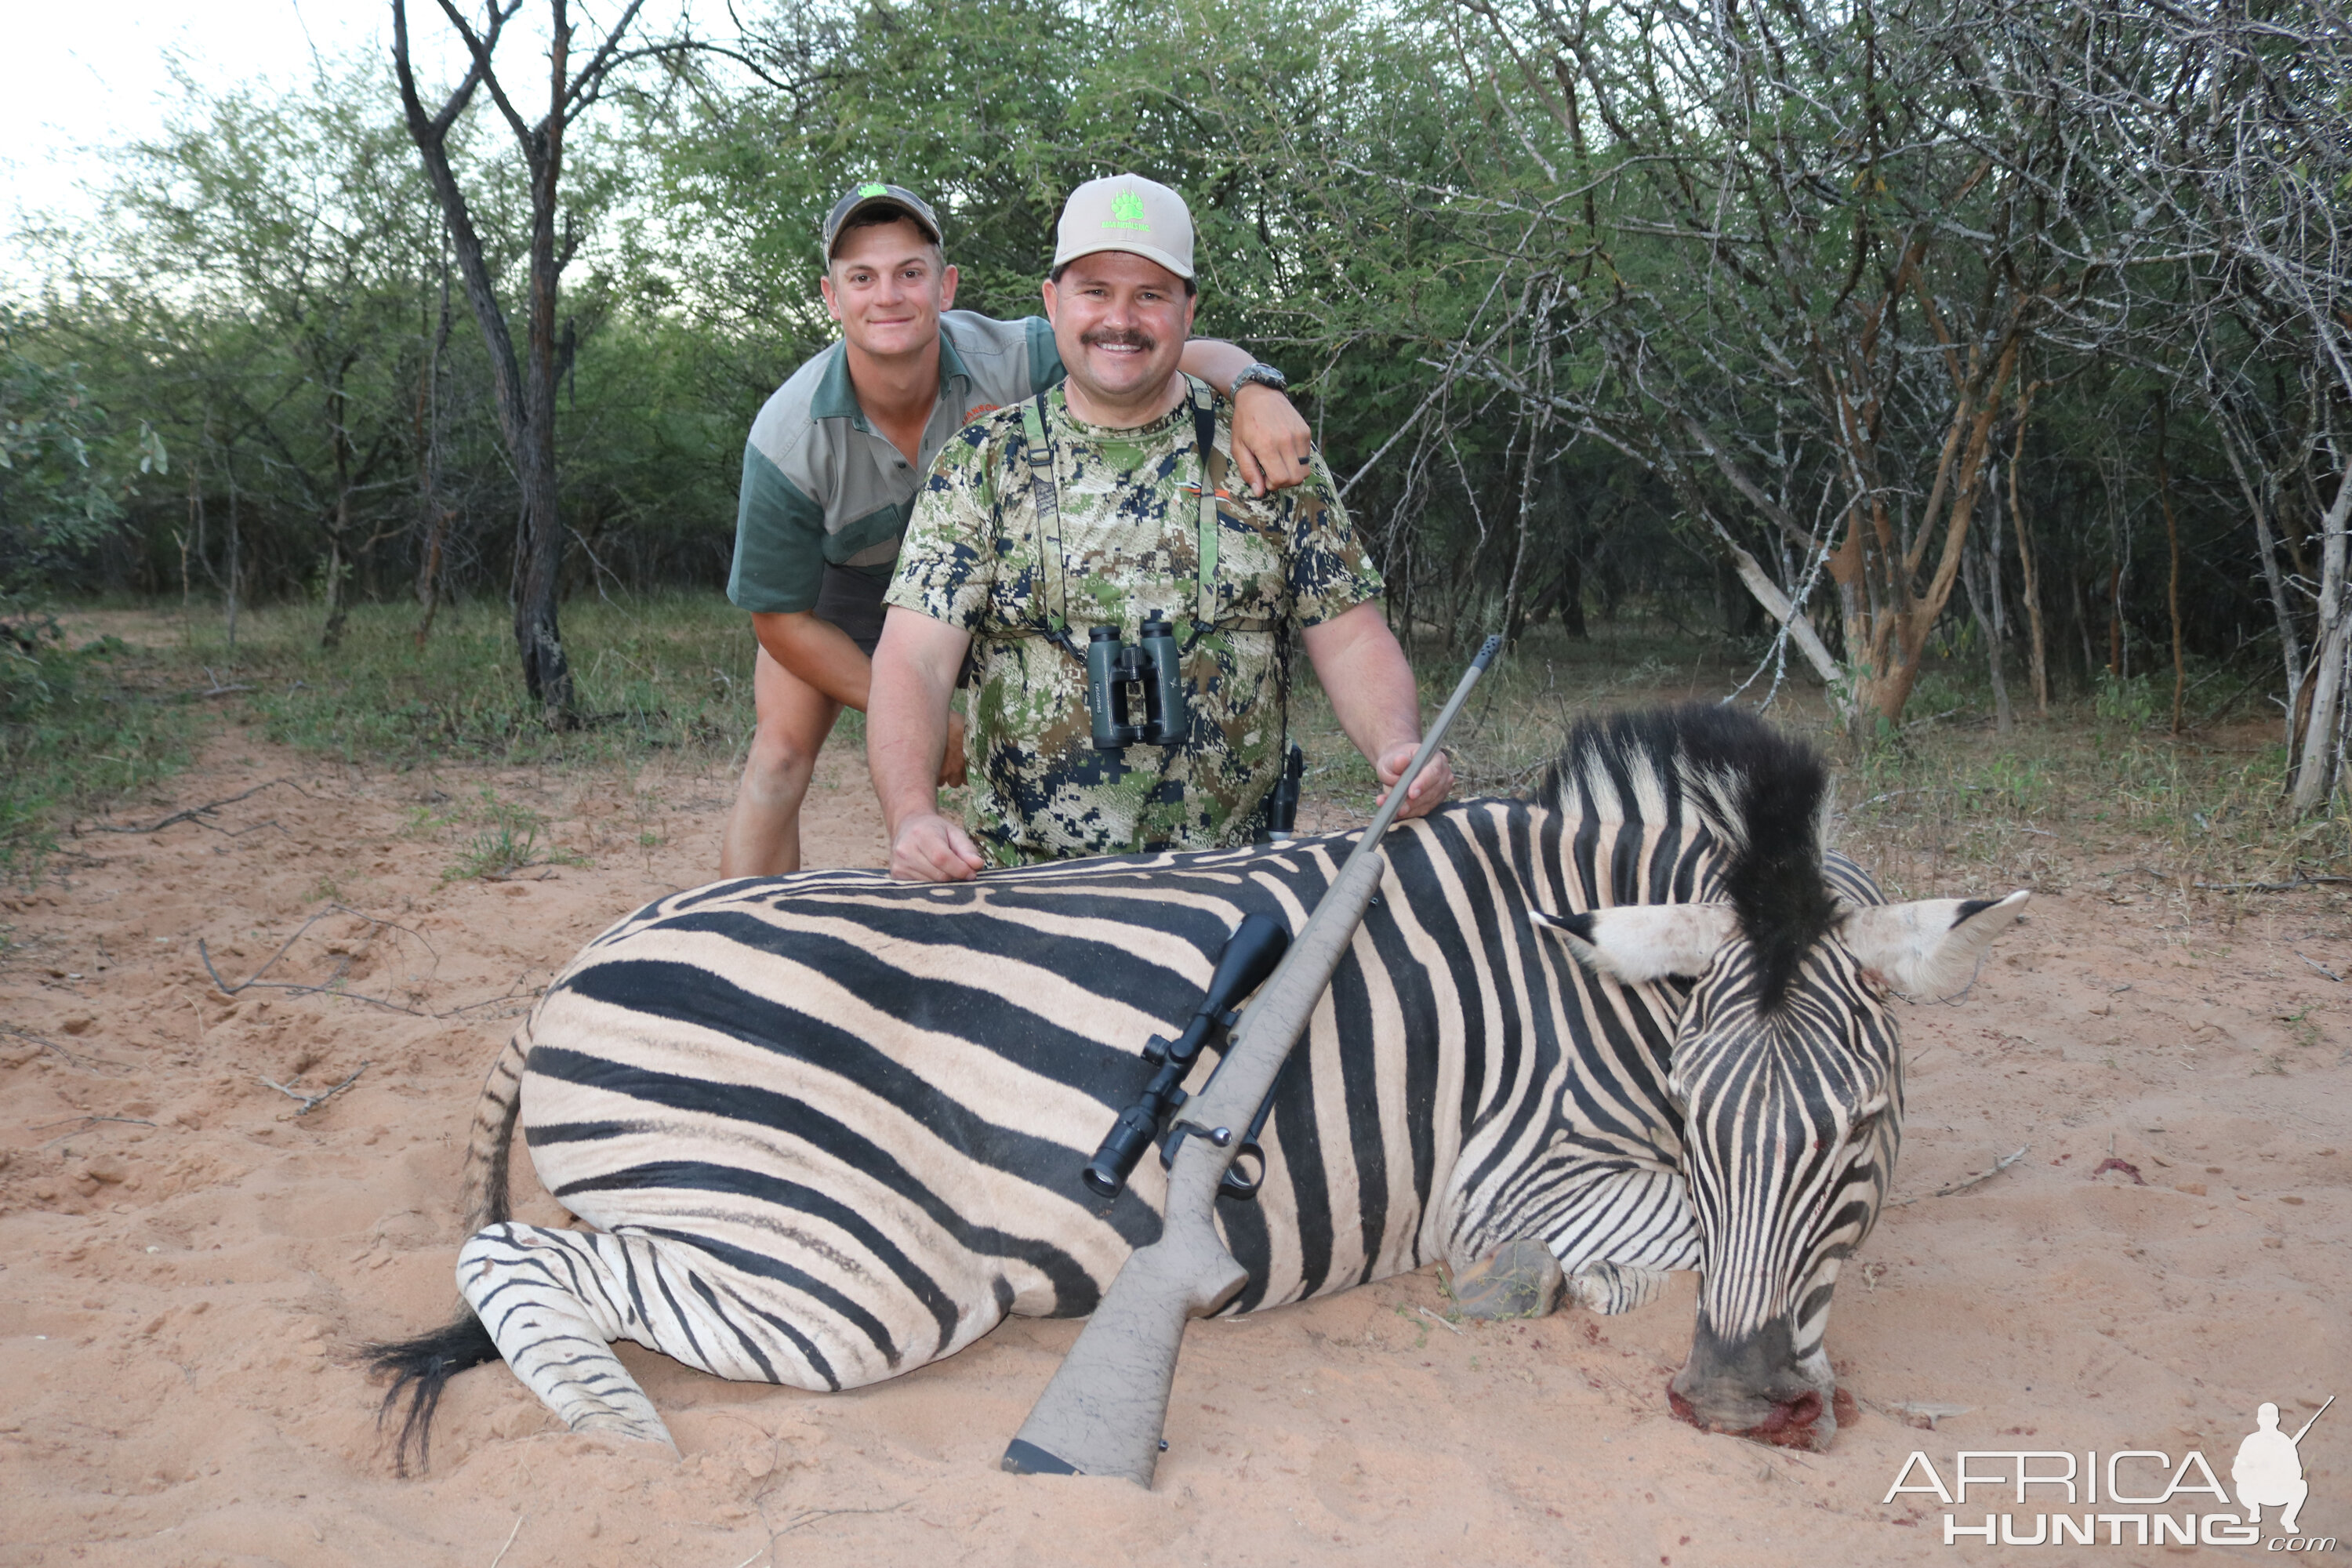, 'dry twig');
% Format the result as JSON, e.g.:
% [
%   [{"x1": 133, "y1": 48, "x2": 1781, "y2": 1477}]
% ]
[
  {"x1": 2193, "y1": 874, "x2": 2352, "y2": 893},
  {"x1": 84, "y1": 779, "x2": 307, "y2": 836},
  {"x1": 259, "y1": 1062, "x2": 369, "y2": 1116},
  {"x1": 1, "y1": 1022, "x2": 127, "y2": 1073},
  {"x1": 488, "y1": 1512, "x2": 526, "y2": 1568},
  {"x1": 1891, "y1": 1145, "x2": 2028, "y2": 1207}
]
